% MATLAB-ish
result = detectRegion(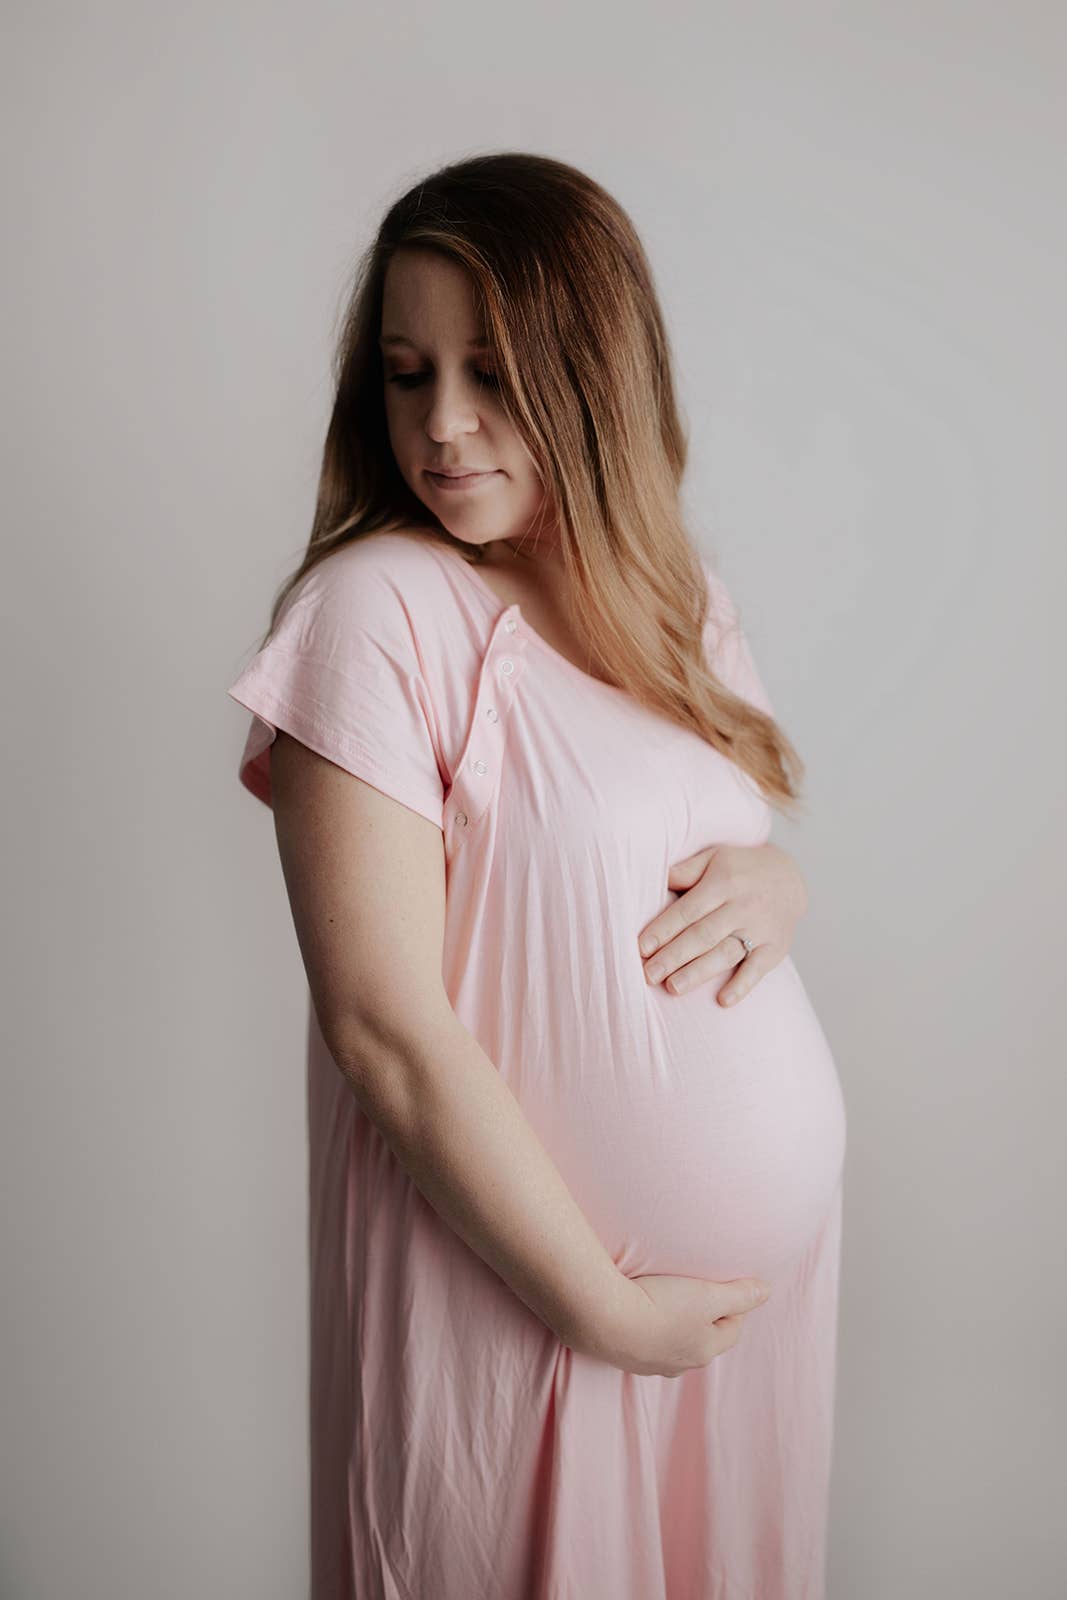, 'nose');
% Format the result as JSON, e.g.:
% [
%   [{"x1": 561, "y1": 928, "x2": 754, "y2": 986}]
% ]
[{"x1": 423, "y1": 373, "x2": 480, "y2": 444}]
